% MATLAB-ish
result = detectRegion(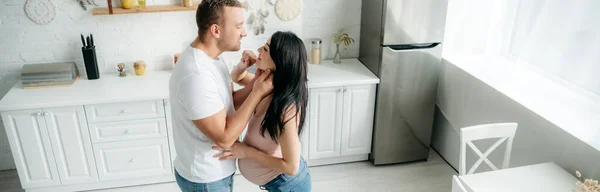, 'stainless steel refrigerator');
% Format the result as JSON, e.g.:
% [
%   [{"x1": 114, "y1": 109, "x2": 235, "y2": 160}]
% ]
[{"x1": 359, "y1": 0, "x2": 449, "y2": 165}]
